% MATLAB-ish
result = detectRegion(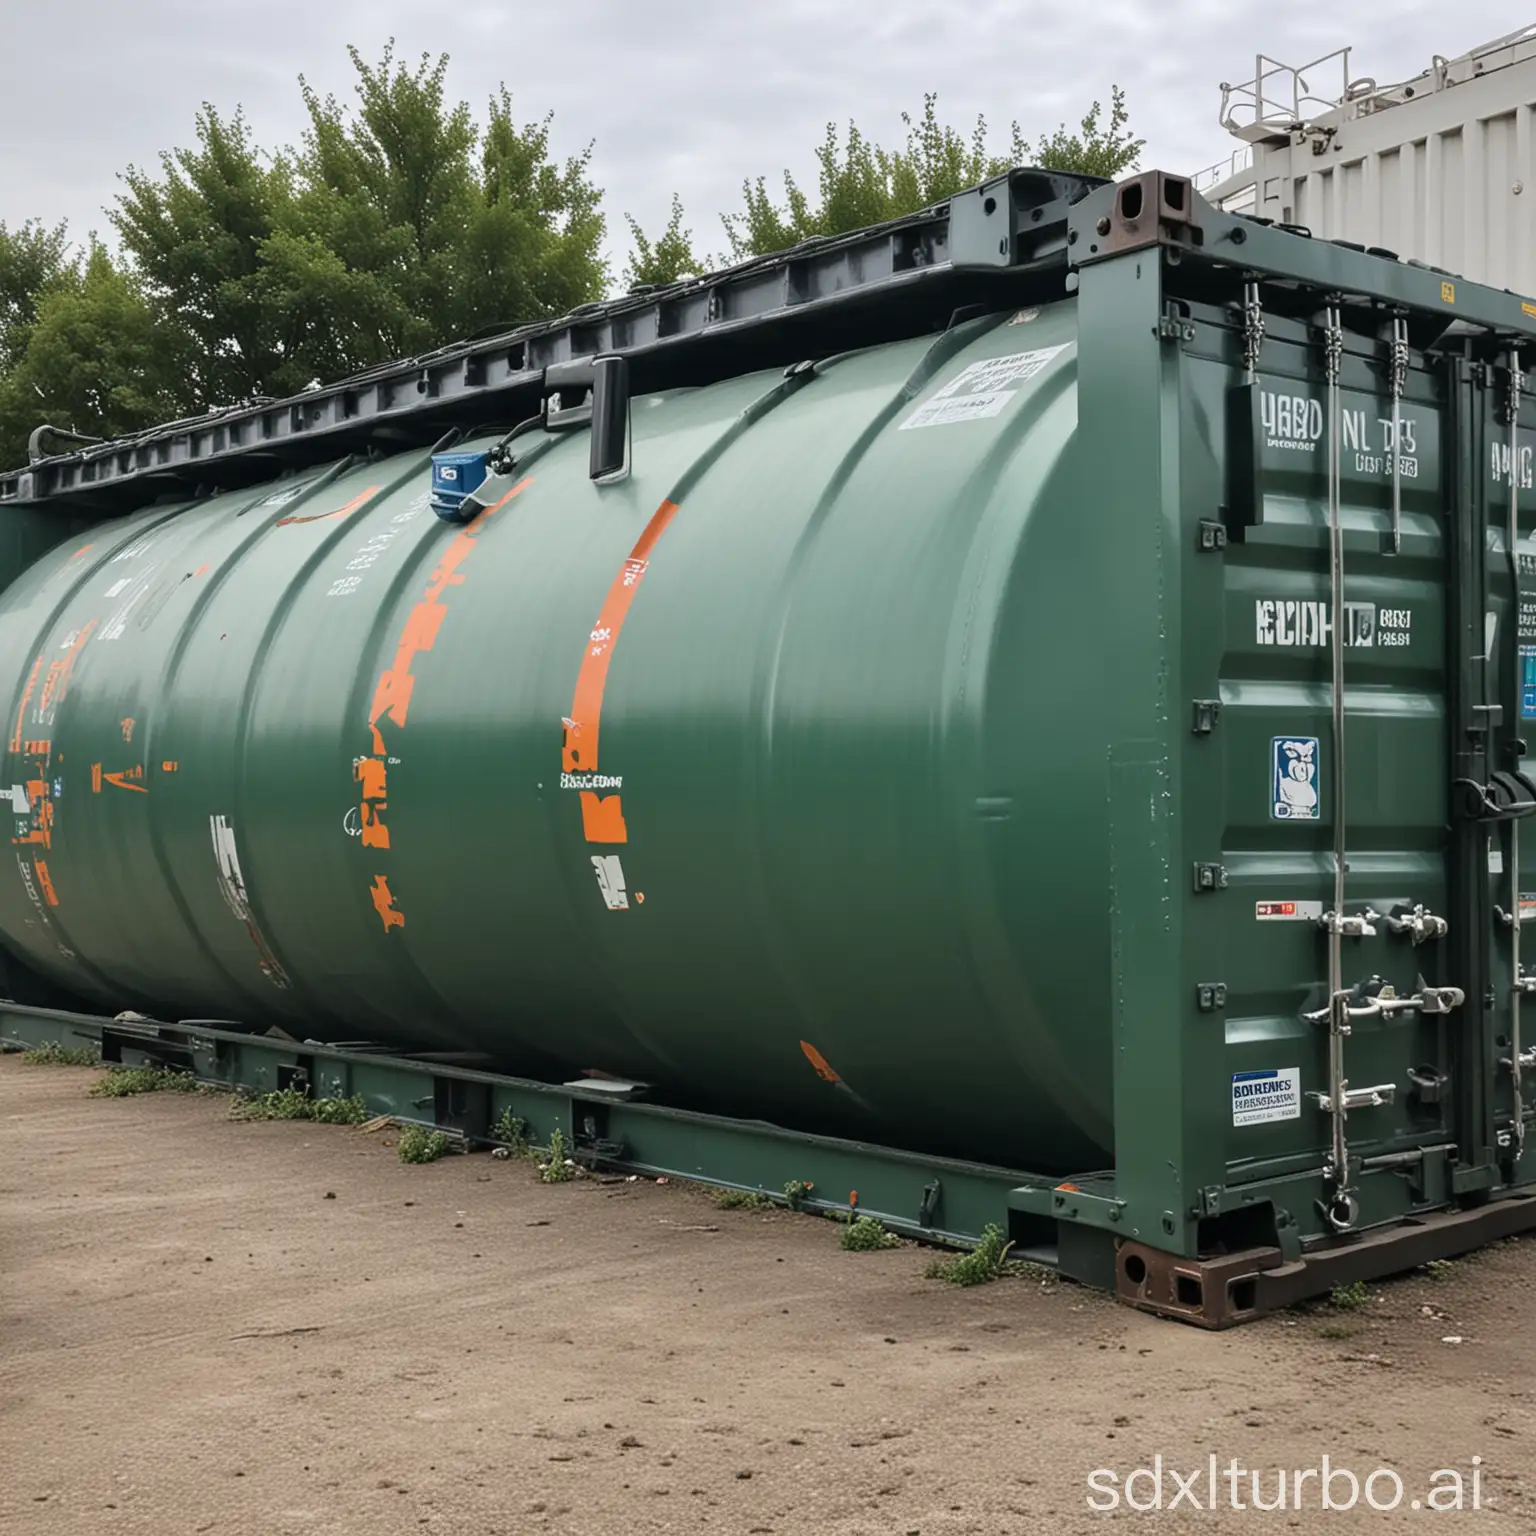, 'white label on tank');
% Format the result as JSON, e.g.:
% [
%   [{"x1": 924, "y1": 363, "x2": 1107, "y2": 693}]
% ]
[
  {"x1": 1255, "y1": 900, "x2": 1324, "y2": 921},
  {"x1": 900, "y1": 345, "x2": 1068, "y2": 430},
  {"x1": 1232, "y1": 1068, "x2": 1301, "y2": 1126},
  {"x1": 591, "y1": 854, "x2": 629, "y2": 911},
  {"x1": 4, "y1": 785, "x2": 30, "y2": 813}
]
